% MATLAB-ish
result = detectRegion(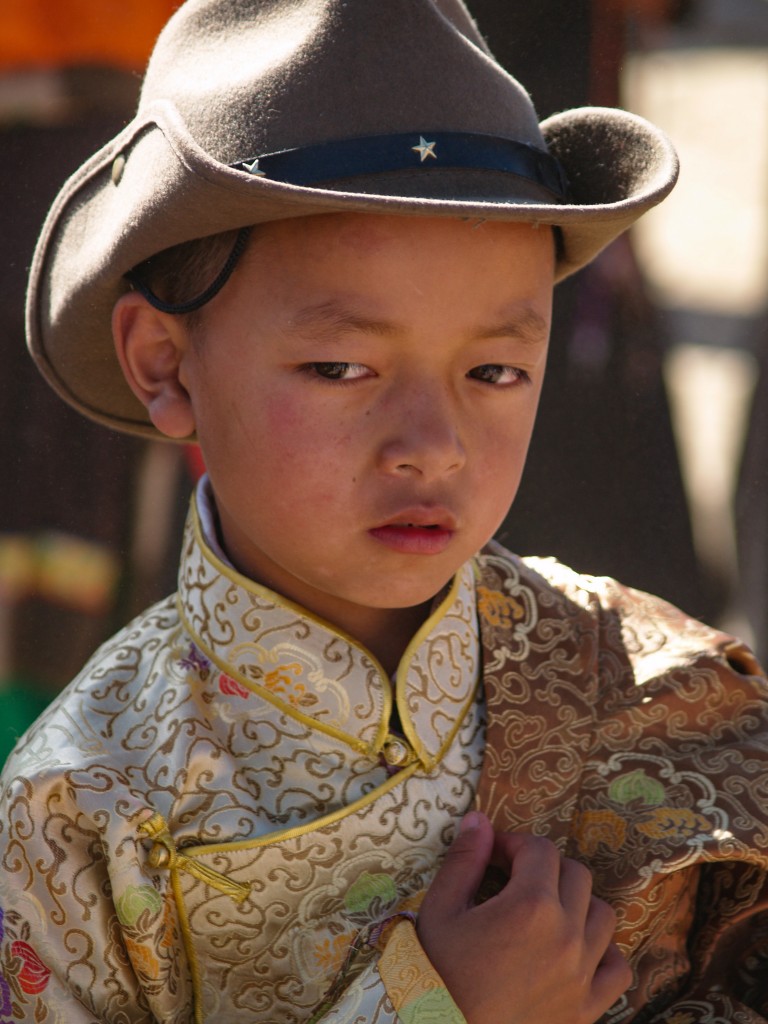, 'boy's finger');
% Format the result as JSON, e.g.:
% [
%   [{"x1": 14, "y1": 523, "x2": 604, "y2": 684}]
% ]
[
  {"x1": 489, "y1": 828, "x2": 529, "y2": 870},
  {"x1": 422, "y1": 811, "x2": 494, "y2": 915},
  {"x1": 584, "y1": 893, "x2": 620, "y2": 957},
  {"x1": 557, "y1": 855, "x2": 595, "y2": 921},
  {"x1": 588, "y1": 941, "x2": 633, "y2": 1014},
  {"x1": 492, "y1": 831, "x2": 563, "y2": 897}
]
